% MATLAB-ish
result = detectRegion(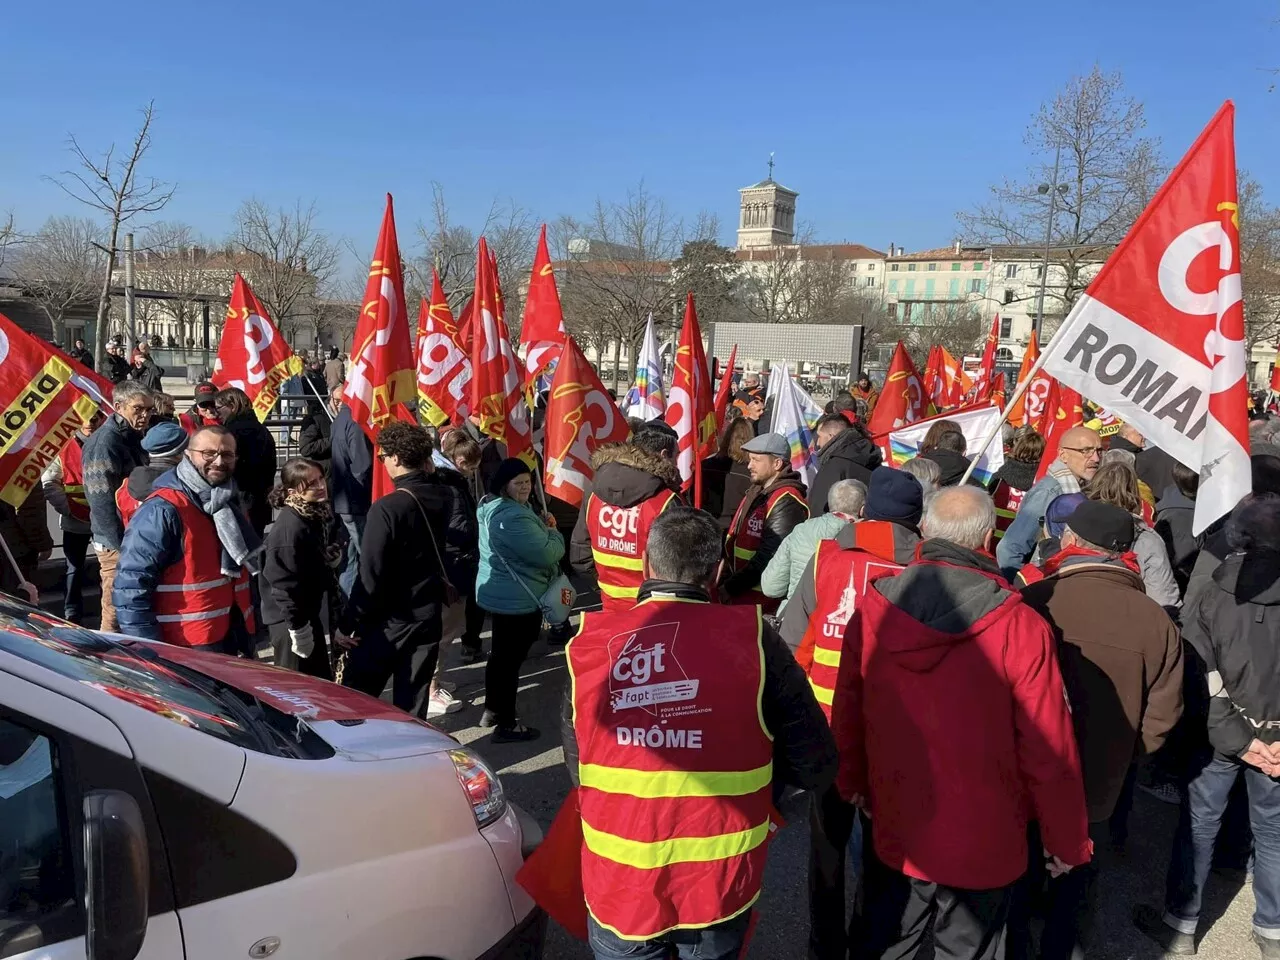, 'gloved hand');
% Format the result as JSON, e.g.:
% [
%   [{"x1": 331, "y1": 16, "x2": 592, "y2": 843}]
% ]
[{"x1": 289, "y1": 624, "x2": 316, "y2": 659}]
